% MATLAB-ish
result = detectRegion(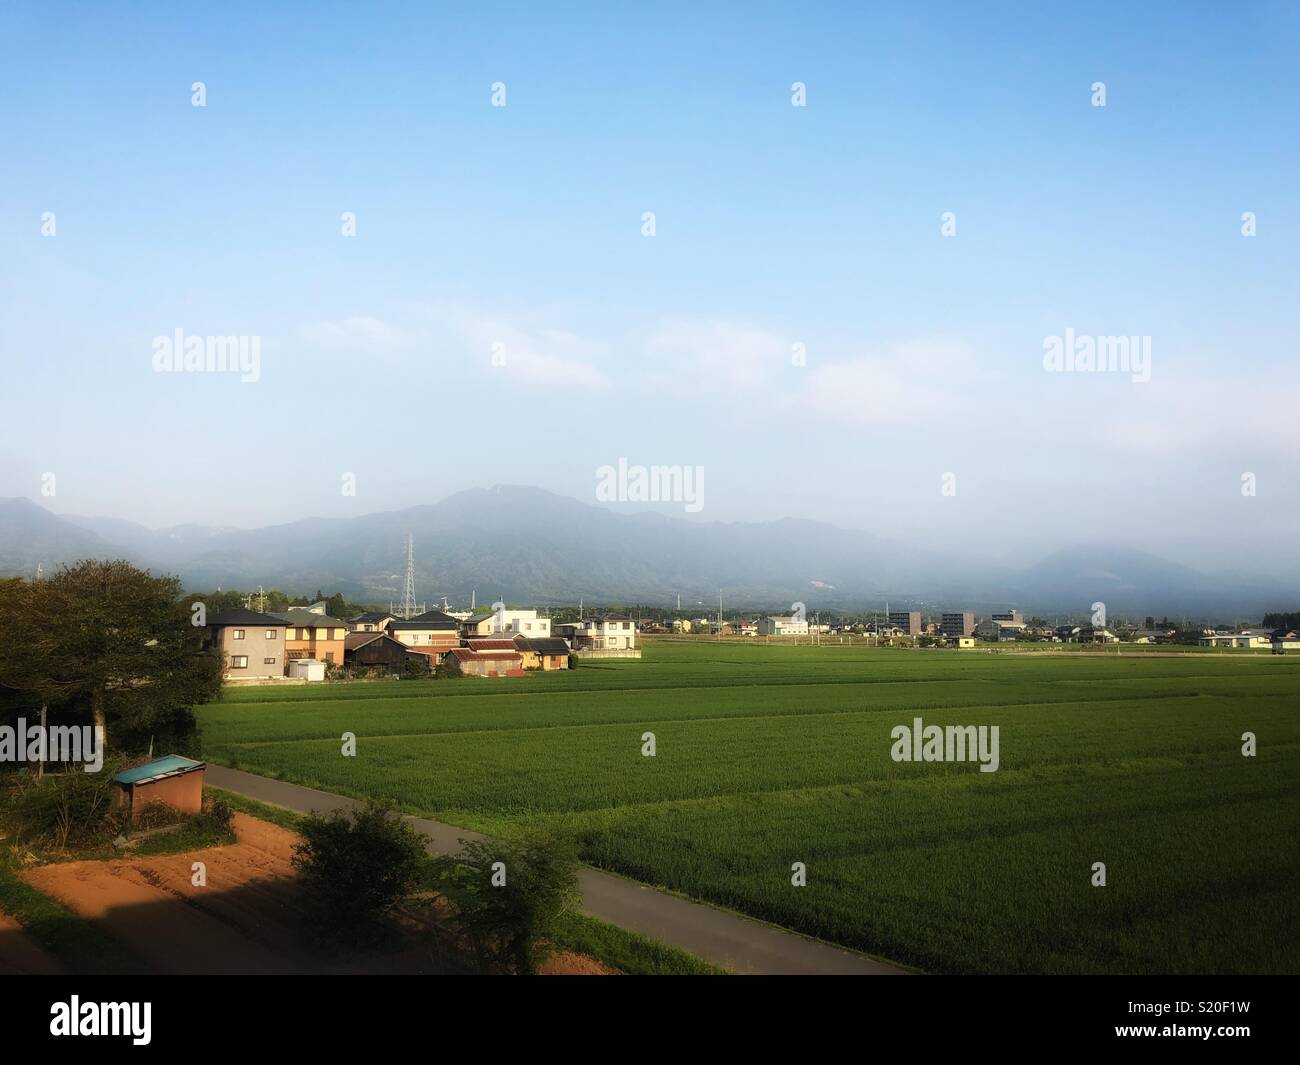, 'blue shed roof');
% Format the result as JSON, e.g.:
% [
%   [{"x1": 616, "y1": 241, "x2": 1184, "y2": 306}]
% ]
[{"x1": 112, "y1": 755, "x2": 206, "y2": 786}]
